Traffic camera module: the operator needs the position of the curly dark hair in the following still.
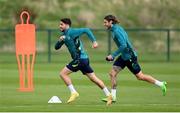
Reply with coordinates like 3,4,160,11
104,15,119,24
60,18,71,26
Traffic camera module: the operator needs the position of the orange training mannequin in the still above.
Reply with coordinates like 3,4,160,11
15,11,36,92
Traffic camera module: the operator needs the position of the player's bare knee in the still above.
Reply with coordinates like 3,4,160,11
112,66,121,74
109,72,115,77
137,76,143,80
59,71,65,78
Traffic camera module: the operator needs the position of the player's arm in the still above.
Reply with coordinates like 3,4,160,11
72,28,98,48
55,41,64,50
106,31,126,61
54,36,65,50
111,32,127,58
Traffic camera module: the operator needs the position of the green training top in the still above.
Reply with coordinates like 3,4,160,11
55,28,96,60
109,24,137,60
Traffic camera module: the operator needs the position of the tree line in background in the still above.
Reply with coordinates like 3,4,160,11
0,0,180,29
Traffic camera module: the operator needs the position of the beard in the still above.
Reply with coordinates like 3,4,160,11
106,26,111,30
60,28,64,32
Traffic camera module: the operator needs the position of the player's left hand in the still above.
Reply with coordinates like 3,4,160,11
59,35,65,41
92,41,98,48
106,55,114,61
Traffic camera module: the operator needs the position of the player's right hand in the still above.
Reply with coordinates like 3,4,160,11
106,55,114,61
92,41,98,48
59,35,65,41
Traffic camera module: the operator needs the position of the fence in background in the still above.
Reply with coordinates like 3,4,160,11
0,28,180,63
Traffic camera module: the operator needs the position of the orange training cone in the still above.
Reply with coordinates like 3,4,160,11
15,11,36,92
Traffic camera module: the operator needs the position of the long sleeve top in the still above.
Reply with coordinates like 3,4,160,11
110,24,137,60
55,28,96,60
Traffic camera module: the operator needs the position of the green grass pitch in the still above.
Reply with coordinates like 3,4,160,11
0,62,180,112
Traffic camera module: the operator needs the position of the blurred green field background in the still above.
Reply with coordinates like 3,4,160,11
1,0,180,112
1,27,180,112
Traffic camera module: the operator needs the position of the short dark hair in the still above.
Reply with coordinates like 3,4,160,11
104,15,119,24
60,18,71,26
